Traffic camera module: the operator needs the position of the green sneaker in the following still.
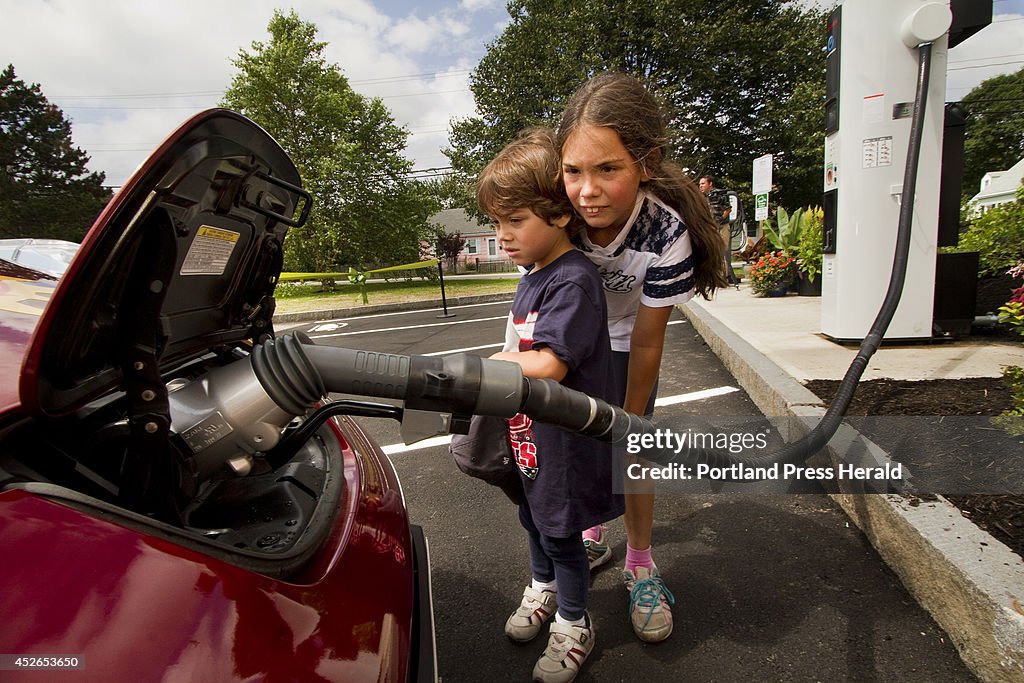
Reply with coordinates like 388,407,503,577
622,565,675,642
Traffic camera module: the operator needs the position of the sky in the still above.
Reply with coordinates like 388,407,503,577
2,0,1023,189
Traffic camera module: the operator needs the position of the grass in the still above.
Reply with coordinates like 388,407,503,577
273,276,520,314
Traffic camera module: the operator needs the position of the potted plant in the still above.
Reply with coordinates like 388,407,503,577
795,206,823,296
748,250,797,297
763,206,804,258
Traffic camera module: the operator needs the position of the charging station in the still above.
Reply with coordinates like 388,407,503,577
821,0,953,341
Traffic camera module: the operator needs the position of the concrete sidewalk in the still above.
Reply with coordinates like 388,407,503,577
683,284,1024,683
691,285,1024,381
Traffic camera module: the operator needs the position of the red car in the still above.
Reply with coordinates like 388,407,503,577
0,110,436,682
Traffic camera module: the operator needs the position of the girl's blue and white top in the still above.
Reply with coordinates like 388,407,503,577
575,189,696,351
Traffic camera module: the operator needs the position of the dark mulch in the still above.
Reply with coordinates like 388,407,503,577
805,376,1024,558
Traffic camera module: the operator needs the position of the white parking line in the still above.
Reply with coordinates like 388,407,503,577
654,385,739,406
422,343,504,356
381,385,740,454
309,299,513,325
382,434,453,455
414,321,684,355
310,315,509,339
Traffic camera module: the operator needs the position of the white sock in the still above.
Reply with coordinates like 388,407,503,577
555,612,587,627
532,577,557,593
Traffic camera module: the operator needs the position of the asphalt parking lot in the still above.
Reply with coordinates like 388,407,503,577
286,301,978,682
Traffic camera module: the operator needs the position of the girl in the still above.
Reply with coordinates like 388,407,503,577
555,72,727,643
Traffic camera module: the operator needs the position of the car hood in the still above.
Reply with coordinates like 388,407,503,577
16,109,309,417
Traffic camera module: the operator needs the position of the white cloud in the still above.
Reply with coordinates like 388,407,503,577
946,14,1024,100
385,14,471,53
460,0,500,11
2,0,495,186
7,0,1016,189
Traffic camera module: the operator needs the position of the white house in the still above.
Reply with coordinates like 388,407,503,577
969,157,1024,215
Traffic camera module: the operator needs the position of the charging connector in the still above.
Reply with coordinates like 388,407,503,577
900,2,952,47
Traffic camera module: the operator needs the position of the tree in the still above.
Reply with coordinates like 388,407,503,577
434,230,467,273
957,183,1024,277
444,0,827,216
0,64,111,241
960,68,1024,199
422,174,470,211
222,11,438,272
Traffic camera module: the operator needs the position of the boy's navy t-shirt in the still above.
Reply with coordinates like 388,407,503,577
504,249,624,538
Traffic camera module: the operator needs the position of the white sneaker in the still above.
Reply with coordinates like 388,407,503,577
532,615,594,683
622,565,675,642
505,586,557,642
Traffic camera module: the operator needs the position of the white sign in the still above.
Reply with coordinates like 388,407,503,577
181,226,239,276
862,93,885,124
755,193,769,221
752,154,773,195
861,136,893,169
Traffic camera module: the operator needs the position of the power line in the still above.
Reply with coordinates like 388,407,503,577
952,97,1024,104
948,53,1024,65
60,88,470,110
79,120,457,150
349,70,471,86
54,90,222,100
947,59,1024,72
51,68,472,100
62,105,211,110
376,88,469,99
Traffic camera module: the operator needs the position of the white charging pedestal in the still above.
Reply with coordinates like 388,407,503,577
821,0,952,341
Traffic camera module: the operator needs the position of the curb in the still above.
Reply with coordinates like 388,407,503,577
681,300,1024,683
273,292,515,324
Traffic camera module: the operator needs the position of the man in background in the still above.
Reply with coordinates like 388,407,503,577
699,175,740,285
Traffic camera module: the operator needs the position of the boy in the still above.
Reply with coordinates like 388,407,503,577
477,128,623,683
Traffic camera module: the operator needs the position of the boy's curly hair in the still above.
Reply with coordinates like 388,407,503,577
476,127,582,235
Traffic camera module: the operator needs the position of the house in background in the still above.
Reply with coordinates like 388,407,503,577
430,208,515,273
969,157,1024,215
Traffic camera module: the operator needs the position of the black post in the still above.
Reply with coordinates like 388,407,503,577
437,259,455,319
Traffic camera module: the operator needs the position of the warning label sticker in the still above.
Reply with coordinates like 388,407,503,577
861,136,893,169
181,226,240,276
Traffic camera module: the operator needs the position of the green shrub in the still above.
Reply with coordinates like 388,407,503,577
797,206,824,283
1000,300,1024,337
995,263,1024,431
993,365,1024,435
953,186,1024,276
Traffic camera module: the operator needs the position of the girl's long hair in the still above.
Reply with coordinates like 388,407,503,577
555,72,727,299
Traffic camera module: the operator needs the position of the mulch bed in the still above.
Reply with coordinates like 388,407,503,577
804,376,1024,558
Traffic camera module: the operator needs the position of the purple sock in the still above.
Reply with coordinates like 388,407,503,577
625,544,653,573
